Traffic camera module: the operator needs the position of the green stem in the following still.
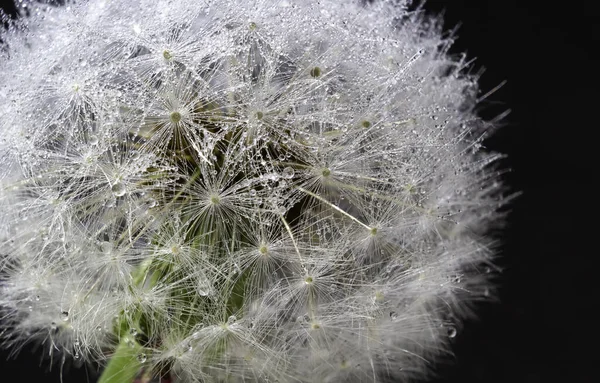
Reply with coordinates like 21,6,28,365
97,337,144,383
98,254,157,383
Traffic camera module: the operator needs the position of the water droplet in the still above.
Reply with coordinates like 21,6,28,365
129,328,137,336
389,311,398,321
197,282,210,296
282,167,294,179
61,311,69,321
89,135,98,145
137,353,147,363
227,315,237,325
111,182,126,197
310,67,321,78
249,189,257,196
447,326,457,338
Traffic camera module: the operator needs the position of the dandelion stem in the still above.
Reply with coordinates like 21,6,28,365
97,336,143,383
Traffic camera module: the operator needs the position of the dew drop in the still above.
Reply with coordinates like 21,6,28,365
89,135,98,145
389,311,398,321
282,167,294,179
227,315,237,325
447,326,457,338
61,311,69,321
129,328,137,336
197,281,210,296
137,353,147,363
111,182,126,197
310,67,321,78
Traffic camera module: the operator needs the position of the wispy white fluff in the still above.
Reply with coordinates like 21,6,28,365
0,0,508,382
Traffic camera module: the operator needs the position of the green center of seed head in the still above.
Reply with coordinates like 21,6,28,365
321,168,331,177
310,66,321,78
305,276,313,284
210,195,220,205
259,245,268,255
163,50,172,60
249,21,257,30
170,111,181,124
255,111,263,120
370,227,378,236
361,120,371,128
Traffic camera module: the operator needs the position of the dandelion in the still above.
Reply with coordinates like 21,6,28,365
0,0,511,382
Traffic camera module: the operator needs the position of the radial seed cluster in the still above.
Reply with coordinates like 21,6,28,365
0,1,506,382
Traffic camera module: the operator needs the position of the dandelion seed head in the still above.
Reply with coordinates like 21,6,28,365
0,0,510,381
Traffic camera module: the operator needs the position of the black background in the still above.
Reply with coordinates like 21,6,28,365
0,0,595,382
